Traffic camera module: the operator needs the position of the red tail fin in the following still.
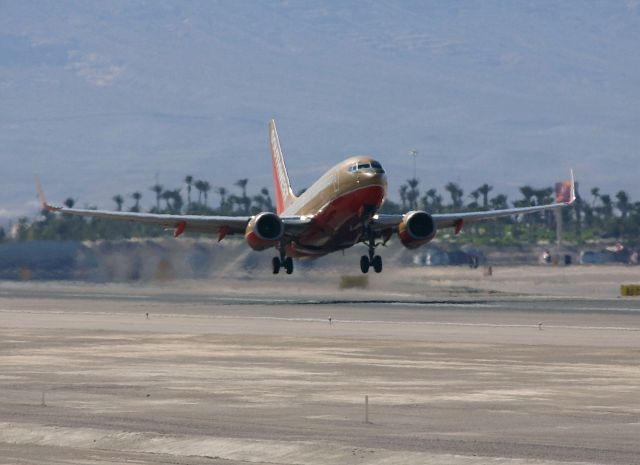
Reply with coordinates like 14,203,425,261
269,120,297,214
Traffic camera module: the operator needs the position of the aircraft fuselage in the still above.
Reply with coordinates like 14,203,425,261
283,156,387,257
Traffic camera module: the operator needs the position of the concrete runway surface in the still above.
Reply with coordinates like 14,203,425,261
0,267,639,464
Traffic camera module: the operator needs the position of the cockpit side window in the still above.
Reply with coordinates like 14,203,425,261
348,163,357,172
357,163,371,169
371,160,385,173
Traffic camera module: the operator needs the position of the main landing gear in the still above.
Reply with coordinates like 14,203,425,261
360,226,383,274
272,241,293,275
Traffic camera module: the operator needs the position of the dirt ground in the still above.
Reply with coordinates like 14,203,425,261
0,266,639,464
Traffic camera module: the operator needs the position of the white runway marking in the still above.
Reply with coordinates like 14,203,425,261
1,308,638,332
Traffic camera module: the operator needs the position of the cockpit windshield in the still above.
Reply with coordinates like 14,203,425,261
348,160,385,174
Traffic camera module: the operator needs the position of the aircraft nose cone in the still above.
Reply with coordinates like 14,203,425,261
375,172,388,186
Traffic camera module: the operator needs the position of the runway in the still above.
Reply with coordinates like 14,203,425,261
0,276,639,464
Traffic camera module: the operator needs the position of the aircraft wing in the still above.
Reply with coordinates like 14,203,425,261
37,184,311,238
371,171,575,233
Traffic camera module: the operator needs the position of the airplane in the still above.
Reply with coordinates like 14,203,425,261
38,119,575,275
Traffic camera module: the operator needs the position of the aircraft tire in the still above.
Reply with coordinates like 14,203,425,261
372,255,383,273
272,257,281,274
360,255,370,274
284,256,294,274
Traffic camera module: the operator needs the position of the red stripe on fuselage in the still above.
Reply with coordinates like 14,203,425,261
292,184,385,257
271,159,285,215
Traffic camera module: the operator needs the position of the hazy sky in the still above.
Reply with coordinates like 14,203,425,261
1,1,639,221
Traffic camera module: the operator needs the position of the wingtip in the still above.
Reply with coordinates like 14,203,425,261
35,176,60,212
568,169,576,205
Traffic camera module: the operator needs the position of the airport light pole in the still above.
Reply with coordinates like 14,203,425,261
409,150,418,180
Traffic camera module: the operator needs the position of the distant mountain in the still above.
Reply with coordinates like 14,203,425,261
1,1,639,221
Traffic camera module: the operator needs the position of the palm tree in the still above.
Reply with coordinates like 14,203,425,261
477,184,493,209
616,190,630,220
184,175,193,209
468,189,480,209
420,188,437,211
600,194,613,220
590,187,600,208
201,181,211,206
517,186,537,242
426,189,442,212
406,178,420,210
399,184,408,211
490,194,509,237
444,182,464,210
519,185,535,206
615,190,630,239
131,192,142,212
194,180,205,205
161,190,173,211
112,195,124,211
227,194,239,212
534,187,553,205
150,184,163,211
261,187,273,212
170,189,183,213
215,186,228,210
490,194,508,210
252,194,265,213
531,187,553,225
234,179,250,214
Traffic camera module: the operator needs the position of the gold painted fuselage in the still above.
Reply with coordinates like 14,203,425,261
283,156,387,257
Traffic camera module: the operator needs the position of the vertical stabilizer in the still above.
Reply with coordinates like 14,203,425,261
269,119,297,214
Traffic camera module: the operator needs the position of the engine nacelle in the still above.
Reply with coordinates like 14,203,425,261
245,212,284,251
398,211,437,249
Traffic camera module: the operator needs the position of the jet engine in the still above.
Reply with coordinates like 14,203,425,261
398,211,437,249
245,212,284,251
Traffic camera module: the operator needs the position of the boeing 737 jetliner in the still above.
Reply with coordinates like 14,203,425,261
38,120,575,275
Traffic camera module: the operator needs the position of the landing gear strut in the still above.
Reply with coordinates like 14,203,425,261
360,226,383,274
272,241,294,275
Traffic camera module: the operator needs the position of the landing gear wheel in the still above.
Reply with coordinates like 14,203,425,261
272,257,281,274
372,255,383,273
360,255,370,274
284,256,294,274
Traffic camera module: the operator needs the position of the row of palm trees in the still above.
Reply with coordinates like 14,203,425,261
90,173,640,240
389,177,640,242
12,172,639,244
397,180,497,212
108,176,273,216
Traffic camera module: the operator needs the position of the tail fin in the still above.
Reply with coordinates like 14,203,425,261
269,119,297,214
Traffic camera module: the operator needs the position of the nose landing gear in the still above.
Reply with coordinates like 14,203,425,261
360,226,383,274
